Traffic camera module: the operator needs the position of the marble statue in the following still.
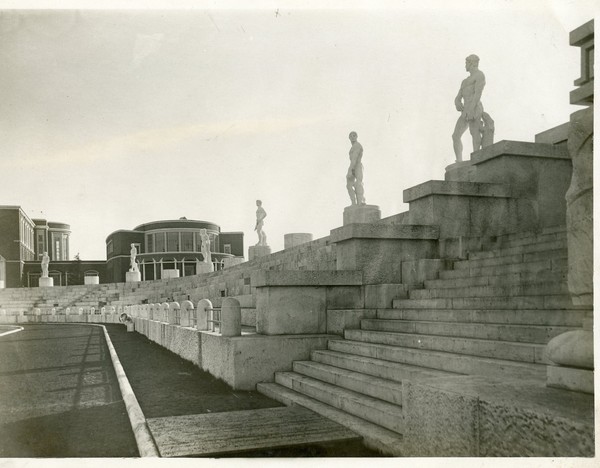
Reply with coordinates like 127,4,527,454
41,251,49,278
254,200,267,246
346,131,365,205
199,229,212,263
452,54,494,161
129,243,139,272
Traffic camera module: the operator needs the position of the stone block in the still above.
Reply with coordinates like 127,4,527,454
249,245,271,260
547,365,594,394
255,286,326,335
39,277,53,287
343,204,381,225
126,271,141,283
284,233,313,249
402,259,449,285
364,284,407,308
325,286,363,309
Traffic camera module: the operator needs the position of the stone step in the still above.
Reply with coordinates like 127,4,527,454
344,329,546,364
376,308,586,326
328,339,546,380
453,248,567,270
360,319,574,344
468,239,566,260
426,269,566,289
275,371,404,434
256,382,404,456
392,295,574,310
292,361,403,405
311,349,459,383
439,258,567,280
409,281,569,300
494,228,566,247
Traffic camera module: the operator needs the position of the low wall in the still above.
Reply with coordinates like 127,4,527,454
132,316,336,390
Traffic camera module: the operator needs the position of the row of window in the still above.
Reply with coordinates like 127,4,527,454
145,231,219,254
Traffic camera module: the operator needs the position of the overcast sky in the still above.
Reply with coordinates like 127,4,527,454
0,1,596,260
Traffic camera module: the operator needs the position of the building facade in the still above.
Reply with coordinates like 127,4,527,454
0,206,72,288
105,218,244,283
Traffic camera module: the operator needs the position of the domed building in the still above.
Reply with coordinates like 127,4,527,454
105,218,243,283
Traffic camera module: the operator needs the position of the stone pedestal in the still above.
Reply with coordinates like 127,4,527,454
126,322,135,332
39,277,54,287
162,269,180,279
84,275,99,285
444,160,476,182
249,245,271,260
126,271,141,283
196,262,214,274
284,233,313,249
343,204,381,225
0,280,4,289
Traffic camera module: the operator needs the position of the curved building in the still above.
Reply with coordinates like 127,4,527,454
106,218,243,282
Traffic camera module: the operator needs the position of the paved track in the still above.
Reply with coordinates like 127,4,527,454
0,324,138,457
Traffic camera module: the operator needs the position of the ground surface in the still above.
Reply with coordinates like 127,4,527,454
0,323,379,457
0,324,138,457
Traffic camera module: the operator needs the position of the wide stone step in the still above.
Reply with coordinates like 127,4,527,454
344,329,547,363
311,349,459,383
293,361,403,405
328,339,547,380
256,382,404,456
468,239,566,260
453,248,567,270
438,257,567,280
376,308,586,326
360,319,574,344
409,281,569,300
494,228,566,248
275,371,404,434
392,295,574,310
426,269,566,289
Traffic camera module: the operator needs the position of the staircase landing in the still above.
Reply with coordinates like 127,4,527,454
146,406,361,457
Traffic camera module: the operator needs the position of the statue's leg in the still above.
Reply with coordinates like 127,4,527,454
469,119,482,153
346,174,357,205
452,117,468,162
354,164,365,204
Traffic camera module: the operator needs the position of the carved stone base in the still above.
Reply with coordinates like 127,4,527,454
84,276,99,285
126,271,141,282
249,245,271,260
196,262,214,274
39,277,54,287
343,204,381,225
547,365,594,394
162,269,180,279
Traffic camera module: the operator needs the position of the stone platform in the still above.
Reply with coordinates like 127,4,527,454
146,406,360,457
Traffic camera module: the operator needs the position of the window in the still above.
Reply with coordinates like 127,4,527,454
224,244,232,254
107,240,113,255
146,234,154,253
155,233,166,252
167,232,179,252
181,232,193,252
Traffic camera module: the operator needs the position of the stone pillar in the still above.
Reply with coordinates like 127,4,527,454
39,277,54,287
126,271,141,282
284,233,313,249
248,245,271,260
196,299,212,331
343,204,381,225
546,20,594,394
221,298,242,337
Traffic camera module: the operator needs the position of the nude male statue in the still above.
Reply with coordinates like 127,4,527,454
254,200,267,246
346,131,365,205
130,243,139,272
452,54,492,162
199,229,212,264
41,251,49,278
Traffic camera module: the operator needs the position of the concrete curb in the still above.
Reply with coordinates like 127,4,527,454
0,325,24,337
25,322,160,457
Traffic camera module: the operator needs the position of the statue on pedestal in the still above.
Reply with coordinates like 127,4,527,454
129,244,139,272
41,252,49,278
255,200,267,246
346,131,365,205
452,54,494,162
199,229,212,264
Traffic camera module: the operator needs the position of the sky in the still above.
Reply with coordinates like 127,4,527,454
0,0,597,261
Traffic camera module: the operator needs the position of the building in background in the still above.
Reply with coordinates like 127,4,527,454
105,218,244,283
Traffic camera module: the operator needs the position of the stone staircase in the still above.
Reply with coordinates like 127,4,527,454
257,226,588,455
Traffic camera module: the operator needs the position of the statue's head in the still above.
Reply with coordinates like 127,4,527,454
349,131,358,142
256,200,262,206
131,243,135,248
465,54,480,70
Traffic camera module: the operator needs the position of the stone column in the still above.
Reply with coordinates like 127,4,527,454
546,20,594,394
